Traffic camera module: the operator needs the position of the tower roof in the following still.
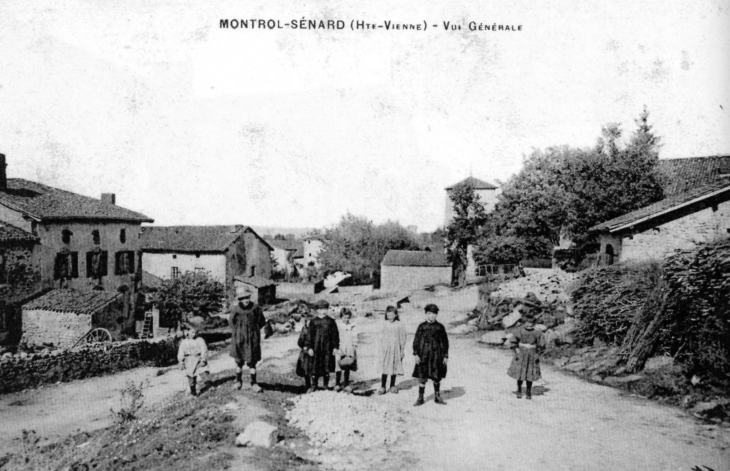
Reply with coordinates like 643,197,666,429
445,176,498,191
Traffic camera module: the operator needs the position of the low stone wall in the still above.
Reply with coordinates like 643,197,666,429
0,338,179,395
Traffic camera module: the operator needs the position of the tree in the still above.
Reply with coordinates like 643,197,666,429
270,251,286,280
145,270,225,327
317,214,421,284
476,108,664,262
446,183,488,287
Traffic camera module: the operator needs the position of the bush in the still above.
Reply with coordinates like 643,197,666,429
112,380,148,424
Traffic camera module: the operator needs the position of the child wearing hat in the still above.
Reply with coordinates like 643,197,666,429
334,308,357,392
378,305,408,394
412,303,449,406
177,325,211,396
305,299,340,391
507,314,545,399
296,308,314,391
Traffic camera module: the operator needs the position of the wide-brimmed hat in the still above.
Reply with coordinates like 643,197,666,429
236,292,252,300
424,304,439,314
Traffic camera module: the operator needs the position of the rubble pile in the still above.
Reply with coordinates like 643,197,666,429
489,270,578,305
286,391,405,449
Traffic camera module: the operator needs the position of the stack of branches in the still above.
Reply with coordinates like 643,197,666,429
622,240,730,382
571,261,663,346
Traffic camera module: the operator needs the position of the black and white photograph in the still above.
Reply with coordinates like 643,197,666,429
0,0,729,469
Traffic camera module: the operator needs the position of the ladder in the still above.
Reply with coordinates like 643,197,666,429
140,312,154,339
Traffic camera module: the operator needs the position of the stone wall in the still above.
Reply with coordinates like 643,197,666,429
380,265,452,292
0,338,178,395
22,309,92,348
619,199,730,262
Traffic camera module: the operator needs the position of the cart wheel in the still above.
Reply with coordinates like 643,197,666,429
86,328,113,344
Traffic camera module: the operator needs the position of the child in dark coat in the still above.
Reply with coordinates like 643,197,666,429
305,300,340,391
296,310,314,391
507,315,545,399
412,304,449,406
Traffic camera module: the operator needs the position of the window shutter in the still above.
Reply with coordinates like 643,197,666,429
71,252,79,278
54,254,63,280
100,251,108,276
128,251,135,274
115,252,122,275
86,252,94,278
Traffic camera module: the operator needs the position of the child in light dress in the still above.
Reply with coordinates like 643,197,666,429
378,305,408,394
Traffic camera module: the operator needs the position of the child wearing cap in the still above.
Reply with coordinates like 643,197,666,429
177,325,211,396
305,300,340,391
412,303,449,406
230,291,268,393
377,305,408,395
334,307,357,392
507,314,545,399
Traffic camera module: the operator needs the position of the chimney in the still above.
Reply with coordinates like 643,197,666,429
0,153,6,190
101,193,116,205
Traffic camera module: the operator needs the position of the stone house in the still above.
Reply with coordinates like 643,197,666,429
21,289,128,348
266,238,302,279
380,250,452,292
444,176,500,227
303,236,324,269
591,179,730,264
0,154,153,343
140,225,273,306
233,275,276,305
590,155,730,264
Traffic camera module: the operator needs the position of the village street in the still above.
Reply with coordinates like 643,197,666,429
1,300,728,470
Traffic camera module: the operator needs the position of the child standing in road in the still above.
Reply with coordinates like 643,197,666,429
412,304,449,406
296,310,314,392
507,315,545,399
378,305,408,395
335,308,358,392
306,300,340,391
177,326,211,397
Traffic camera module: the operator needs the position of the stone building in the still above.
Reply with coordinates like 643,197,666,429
266,238,302,279
302,236,324,269
233,275,276,305
444,176,500,227
591,155,730,264
0,154,153,344
140,225,273,305
380,250,452,292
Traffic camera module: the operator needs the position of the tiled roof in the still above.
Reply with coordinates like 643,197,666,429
267,239,303,252
590,178,730,233
658,155,730,196
22,289,121,314
234,275,275,288
381,250,451,267
141,225,245,253
0,222,38,243
0,179,153,223
446,176,498,191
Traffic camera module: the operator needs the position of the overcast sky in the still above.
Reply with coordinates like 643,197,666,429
1,0,729,232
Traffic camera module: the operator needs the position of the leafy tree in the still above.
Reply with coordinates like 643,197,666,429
273,233,286,240
476,108,664,262
446,183,488,286
145,271,225,327
318,214,421,284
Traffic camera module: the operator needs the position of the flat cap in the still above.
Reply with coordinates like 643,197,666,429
424,303,439,313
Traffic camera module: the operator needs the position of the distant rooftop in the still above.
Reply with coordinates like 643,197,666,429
381,250,450,267
141,225,273,253
445,176,498,191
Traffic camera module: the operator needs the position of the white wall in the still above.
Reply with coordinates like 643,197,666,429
143,252,226,281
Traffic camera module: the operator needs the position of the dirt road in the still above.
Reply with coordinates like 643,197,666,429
1,301,728,470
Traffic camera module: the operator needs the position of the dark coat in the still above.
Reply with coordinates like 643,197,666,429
229,301,266,367
306,316,340,376
412,320,449,381
507,327,545,382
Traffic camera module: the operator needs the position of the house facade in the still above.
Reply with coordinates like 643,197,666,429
303,236,324,268
267,238,302,279
140,225,273,306
380,250,452,292
591,179,730,264
444,176,500,227
0,154,153,344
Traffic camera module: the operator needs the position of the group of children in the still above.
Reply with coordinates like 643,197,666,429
178,296,546,404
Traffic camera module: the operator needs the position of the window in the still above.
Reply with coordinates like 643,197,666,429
250,265,256,277
171,267,180,280
119,229,126,243
115,251,135,275
172,254,177,259
54,252,79,279
86,250,108,278
92,230,100,245
61,229,72,244
195,253,200,258
0,253,6,284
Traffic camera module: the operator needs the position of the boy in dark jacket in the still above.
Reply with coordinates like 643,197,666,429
230,292,268,392
412,303,449,406
305,300,340,391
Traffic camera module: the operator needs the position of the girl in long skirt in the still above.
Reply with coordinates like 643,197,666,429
378,305,408,394
507,315,545,399
335,308,358,392
296,311,314,392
